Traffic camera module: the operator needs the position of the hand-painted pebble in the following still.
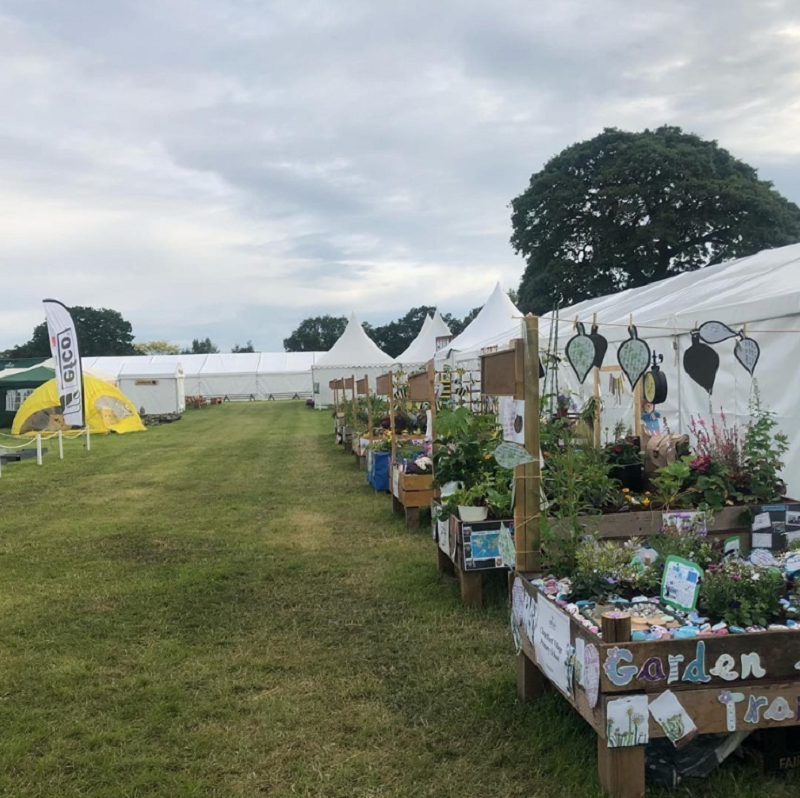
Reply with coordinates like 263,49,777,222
787,620,798,628
712,628,729,635
674,627,699,639
589,625,599,634
661,615,674,623
768,624,788,631
711,622,727,632
729,626,746,634
576,600,593,608
699,623,711,632
631,631,648,641
631,596,650,604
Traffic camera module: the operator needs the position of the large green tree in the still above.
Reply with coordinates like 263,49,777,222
181,338,219,354
512,126,800,313
3,306,136,358
134,340,180,355
283,315,348,352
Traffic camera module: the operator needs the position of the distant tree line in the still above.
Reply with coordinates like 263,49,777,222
282,305,483,358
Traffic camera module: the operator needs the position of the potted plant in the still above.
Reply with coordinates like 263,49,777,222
449,483,490,522
605,434,644,492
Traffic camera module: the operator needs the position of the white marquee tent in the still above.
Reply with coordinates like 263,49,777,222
435,283,522,374
117,361,185,415
312,313,394,407
541,242,800,497
83,352,322,401
396,311,452,369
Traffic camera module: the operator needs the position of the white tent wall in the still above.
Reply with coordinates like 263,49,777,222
83,353,322,401
538,243,800,497
117,362,185,415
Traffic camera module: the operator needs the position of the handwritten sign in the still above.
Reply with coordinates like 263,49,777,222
534,598,571,695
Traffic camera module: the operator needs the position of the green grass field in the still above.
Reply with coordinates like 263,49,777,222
0,402,797,797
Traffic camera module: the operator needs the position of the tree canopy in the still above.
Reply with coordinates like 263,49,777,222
181,338,219,354
2,306,136,358
231,341,255,353
134,340,180,355
283,315,348,352
283,306,482,358
512,126,800,314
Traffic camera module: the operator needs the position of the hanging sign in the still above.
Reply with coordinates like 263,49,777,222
534,598,572,695
494,441,536,469
643,352,668,405
565,322,596,384
683,331,719,394
617,325,650,388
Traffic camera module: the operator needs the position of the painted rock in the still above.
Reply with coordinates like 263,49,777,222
589,626,599,635
768,624,789,631
712,628,729,635
711,622,728,632
631,631,648,641
788,620,798,628
729,626,746,635
674,627,699,639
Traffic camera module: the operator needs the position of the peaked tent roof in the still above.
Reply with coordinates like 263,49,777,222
314,313,393,367
438,283,522,357
397,312,453,364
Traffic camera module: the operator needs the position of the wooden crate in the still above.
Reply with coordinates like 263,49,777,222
514,574,800,797
391,468,436,530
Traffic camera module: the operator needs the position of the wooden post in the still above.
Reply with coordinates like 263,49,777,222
514,315,540,575
597,611,645,798
593,366,602,448
517,650,548,703
365,375,373,437
389,371,396,462
633,379,643,442
351,373,358,432
458,566,482,608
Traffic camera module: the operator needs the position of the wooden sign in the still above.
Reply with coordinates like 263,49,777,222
374,373,392,396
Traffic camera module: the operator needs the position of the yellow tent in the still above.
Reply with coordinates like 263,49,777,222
12,375,146,435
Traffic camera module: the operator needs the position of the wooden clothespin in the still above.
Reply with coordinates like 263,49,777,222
573,315,579,331
742,322,748,338
592,312,597,328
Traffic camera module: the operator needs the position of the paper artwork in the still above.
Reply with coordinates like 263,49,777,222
534,597,572,695
648,690,697,748
661,555,703,612
584,644,600,708
606,696,649,748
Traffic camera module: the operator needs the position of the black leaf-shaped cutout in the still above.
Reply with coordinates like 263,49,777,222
589,324,608,369
683,332,719,394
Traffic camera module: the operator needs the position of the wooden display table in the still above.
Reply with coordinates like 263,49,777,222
514,573,800,798
433,507,514,607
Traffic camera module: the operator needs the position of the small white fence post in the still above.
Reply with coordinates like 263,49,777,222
36,434,43,466
85,427,91,452
58,430,64,460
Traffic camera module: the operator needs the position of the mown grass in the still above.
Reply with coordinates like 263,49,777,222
0,403,797,797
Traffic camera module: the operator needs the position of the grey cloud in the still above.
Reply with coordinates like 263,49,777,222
1,0,799,351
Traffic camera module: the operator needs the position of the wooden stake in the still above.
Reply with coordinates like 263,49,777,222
365,374,373,436
388,371,396,462
515,315,540,574
351,372,358,430
593,366,601,448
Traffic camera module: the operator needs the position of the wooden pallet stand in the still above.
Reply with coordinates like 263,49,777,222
514,573,800,798
433,506,514,607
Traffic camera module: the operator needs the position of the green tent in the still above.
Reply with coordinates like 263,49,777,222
0,366,56,428
0,357,47,372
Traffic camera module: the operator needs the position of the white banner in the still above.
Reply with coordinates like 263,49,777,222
43,299,85,427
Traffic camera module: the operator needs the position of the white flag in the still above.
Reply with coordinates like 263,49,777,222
43,299,85,427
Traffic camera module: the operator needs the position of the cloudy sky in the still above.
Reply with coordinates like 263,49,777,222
1,0,799,351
